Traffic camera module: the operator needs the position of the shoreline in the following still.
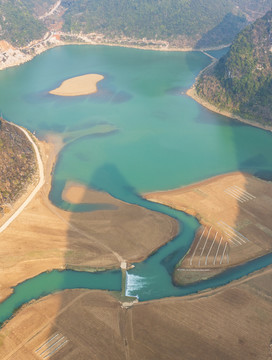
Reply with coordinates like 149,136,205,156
8,35,270,134
2,229,272,330
187,83,272,133
145,171,272,286
143,170,247,198
0,33,230,72
138,261,272,306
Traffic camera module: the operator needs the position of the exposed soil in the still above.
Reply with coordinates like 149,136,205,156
2,265,272,359
145,172,272,284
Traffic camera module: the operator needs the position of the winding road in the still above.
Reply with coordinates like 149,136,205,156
0,122,44,234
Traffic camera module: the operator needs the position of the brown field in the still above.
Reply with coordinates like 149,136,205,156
1,264,272,360
0,138,177,301
49,74,104,96
145,172,272,284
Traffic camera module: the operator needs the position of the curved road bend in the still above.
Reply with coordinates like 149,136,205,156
0,122,45,234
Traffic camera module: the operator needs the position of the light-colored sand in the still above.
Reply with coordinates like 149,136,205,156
2,264,272,360
49,74,104,96
0,40,14,51
145,172,272,284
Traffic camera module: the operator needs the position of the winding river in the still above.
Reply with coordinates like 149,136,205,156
1,45,272,324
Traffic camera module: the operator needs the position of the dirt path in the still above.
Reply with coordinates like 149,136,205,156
39,0,61,20
1,291,88,360
0,122,44,234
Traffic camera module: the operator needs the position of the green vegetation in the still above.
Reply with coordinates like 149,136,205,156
61,0,272,47
196,10,272,124
195,13,247,48
0,0,272,48
0,0,55,46
62,0,238,47
0,119,36,209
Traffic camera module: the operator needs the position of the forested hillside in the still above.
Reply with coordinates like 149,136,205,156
62,0,235,46
0,0,55,46
196,10,272,125
0,0,271,48
62,0,272,48
0,119,36,211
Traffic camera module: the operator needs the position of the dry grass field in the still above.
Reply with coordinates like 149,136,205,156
1,264,272,360
145,172,272,284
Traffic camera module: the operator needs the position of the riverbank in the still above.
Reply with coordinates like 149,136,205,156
2,262,272,359
145,171,272,285
187,85,272,133
0,31,230,72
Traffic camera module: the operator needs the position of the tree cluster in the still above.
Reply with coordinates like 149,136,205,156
196,10,272,124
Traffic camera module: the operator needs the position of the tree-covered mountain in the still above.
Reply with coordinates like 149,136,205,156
0,0,271,48
0,0,55,46
196,10,272,125
61,0,272,48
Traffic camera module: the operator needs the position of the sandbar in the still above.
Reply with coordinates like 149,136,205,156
49,74,104,96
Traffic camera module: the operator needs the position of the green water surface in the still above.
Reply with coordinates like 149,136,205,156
0,45,272,323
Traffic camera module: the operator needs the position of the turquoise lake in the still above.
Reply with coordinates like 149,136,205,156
1,45,272,324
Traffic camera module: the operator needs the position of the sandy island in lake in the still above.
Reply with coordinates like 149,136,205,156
49,74,104,96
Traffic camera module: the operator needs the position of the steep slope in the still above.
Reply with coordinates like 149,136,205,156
196,10,272,125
